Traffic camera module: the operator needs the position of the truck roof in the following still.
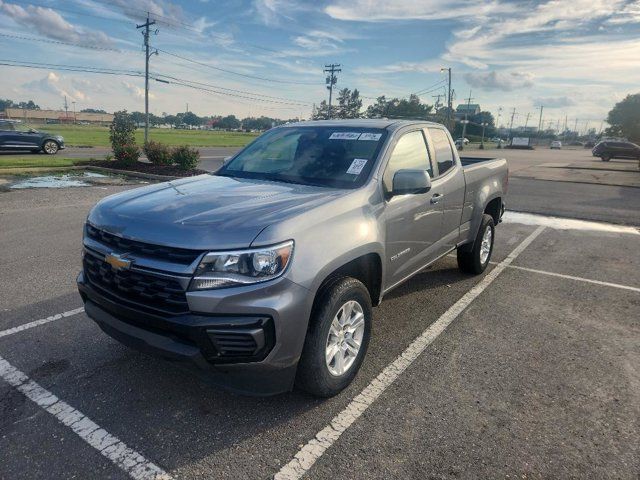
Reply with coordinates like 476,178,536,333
283,118,445,131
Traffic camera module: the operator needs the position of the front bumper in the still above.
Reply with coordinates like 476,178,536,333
78,271,312,395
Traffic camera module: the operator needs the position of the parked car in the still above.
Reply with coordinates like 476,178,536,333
78,119,508,397
550,141,562,149
0,120,65,154
455,137,470,147
592,140,640,161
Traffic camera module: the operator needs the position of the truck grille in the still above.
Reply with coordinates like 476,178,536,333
83,253,189,315
85,224,202,265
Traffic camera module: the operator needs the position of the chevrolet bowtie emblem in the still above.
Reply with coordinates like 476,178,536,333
104,253,132,271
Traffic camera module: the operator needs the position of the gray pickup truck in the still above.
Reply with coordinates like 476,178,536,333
78,119,507,396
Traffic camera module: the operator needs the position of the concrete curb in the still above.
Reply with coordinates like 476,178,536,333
84,166,180,181
511,174,640,190
0,164,185,181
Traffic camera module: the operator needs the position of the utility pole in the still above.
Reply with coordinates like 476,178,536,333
508,108,516,140
63,95,69,122
524,112,531,129
537,105,544,144
459,90,473,150
72,101,76,124
137,13,157,144
324,64,341,119
440,67,452,131
574,118,578,137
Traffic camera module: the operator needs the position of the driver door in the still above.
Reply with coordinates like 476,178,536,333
383,130,444,288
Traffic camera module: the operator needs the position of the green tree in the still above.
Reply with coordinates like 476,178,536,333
365,94,432,120
606,94,640,141
109,111,139,164
182,111,201,126
311,101,330,120
335,88,362,119
218,115,241,130
81,108,107,114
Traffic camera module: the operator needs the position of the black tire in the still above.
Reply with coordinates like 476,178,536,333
601,155,611,162
457,214,495,274
43,140,59,155
296,277,372,397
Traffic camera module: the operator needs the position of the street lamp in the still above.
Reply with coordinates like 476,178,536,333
480,122,488,149
459,119,469,150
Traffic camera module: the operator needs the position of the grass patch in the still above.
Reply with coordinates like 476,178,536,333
0,156,92,169
35,124,259,147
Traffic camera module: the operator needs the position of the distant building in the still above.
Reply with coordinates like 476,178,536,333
3,108,114,125
455,103,481,119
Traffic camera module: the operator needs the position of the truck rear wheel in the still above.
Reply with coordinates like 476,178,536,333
296,277,372,397
457,214,495,274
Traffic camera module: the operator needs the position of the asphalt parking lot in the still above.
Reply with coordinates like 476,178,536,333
1,162,639,479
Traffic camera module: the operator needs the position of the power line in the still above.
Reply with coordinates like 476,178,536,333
413,78,447,96
156,77,312,106
0,59,144,77
152,73,312,105
153,47,318,85
0,32,123,52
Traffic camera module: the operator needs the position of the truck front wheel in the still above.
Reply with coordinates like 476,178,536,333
457,214,495,274
296,277,372,397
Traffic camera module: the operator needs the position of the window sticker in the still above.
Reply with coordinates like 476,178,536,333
329,132,361,140
346,158,368,175
358,133,382,141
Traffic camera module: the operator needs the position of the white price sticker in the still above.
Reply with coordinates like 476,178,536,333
329,132,361,140
358,133,382,141
346,158,368,175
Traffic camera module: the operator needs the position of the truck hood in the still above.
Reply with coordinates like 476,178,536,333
88,174,347,250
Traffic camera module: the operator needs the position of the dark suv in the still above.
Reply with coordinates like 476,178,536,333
592,140,640,162
0,120,65,154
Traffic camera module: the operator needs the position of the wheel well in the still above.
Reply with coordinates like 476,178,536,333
314,254,382,309
484,197,502,224
42,139,60,147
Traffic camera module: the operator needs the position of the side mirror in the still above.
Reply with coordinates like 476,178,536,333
392,169,431,196
222,156,232,165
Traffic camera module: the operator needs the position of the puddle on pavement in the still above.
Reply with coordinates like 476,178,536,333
1,171,150,190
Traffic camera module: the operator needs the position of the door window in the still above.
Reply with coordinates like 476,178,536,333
428,128,455,176
383,130,432,191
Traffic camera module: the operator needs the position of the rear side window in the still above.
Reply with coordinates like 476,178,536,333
428,128,455,176
383,130,432,191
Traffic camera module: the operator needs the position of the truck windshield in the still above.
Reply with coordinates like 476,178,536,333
217,126,388,188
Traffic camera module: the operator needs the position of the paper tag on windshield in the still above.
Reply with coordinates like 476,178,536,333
346,158,368,175
358,133,382,141
329,132,361,140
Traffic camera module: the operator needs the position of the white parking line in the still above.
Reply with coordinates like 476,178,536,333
274,225,547,480
505,264,640,293
0,307,85,339
0,355,171,480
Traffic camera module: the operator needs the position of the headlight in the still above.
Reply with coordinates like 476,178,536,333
190,240,294,290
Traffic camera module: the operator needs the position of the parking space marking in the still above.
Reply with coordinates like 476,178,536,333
0,307,85,339
275,225,546,480
0,355,171,480
505,264,640,293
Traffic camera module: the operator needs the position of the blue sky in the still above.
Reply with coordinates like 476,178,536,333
1,0,639,130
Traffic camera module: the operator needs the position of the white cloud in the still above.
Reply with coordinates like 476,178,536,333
0,0,112,45
464,71,534,91
531,96,576,108
325,0,513,22
22,72,90,102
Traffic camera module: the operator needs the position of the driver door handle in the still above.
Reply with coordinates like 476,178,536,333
430,193,443,204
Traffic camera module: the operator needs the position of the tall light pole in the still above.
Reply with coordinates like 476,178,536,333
480,121,488,149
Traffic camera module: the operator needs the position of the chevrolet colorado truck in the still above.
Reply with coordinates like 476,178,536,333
78,119,508,397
